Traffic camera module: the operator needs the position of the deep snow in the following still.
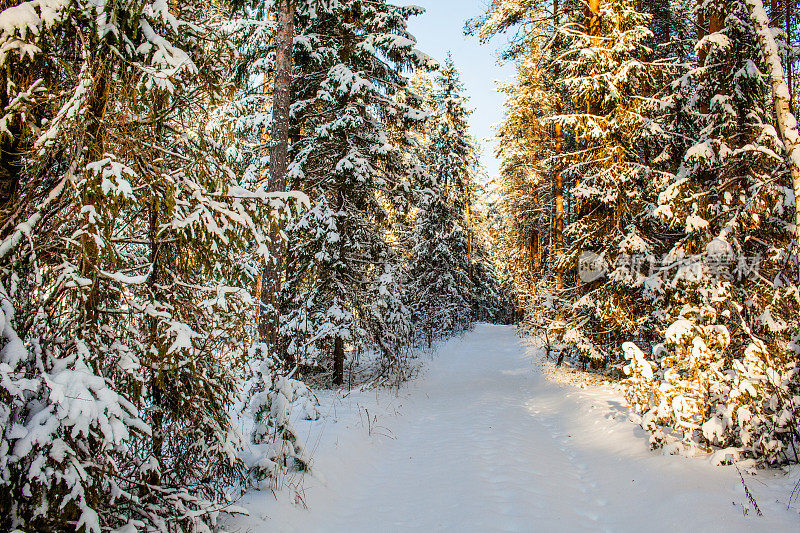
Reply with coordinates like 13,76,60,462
224,324,800,532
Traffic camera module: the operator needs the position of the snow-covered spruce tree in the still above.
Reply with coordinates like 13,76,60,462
549,0,674,364
625,0,800,463
279,1,436,383
407,56,479,344
0,0,301,529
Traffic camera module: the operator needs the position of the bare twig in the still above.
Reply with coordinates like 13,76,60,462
736,466,763,517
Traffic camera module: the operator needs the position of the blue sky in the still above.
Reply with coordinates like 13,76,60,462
400,1,515,180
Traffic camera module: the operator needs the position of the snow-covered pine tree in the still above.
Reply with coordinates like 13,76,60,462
0,0,302,529
468,0,563,326
626,0,800,463
474,0,675,357
407,56,480,343
548,0,674,364
475,0,800,464
493,33,562,330
279,1,437,383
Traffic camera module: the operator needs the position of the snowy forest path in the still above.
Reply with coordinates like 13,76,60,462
228,324,798,532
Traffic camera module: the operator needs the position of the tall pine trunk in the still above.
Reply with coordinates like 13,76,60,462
259,0,294,352
587,0,601,45
698,0,708,116
554,123,564,312
553,0,563,302
466,197,473,281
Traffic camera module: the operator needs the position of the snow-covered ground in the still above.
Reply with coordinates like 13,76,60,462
223,324,800,532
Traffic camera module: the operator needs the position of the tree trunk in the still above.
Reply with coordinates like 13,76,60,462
746,0,800,236
697,0,708,67
584,0,601,120
587,0,601,43
553,0,563,300
787,0,794,110
80,63,111,331
698,3,725,114
466,197,473,281
333,336,345,386
554,123,564,297
0,1,29,214
0,86,22,211
710,5,724,33
554,119,565,365
259,0,294,352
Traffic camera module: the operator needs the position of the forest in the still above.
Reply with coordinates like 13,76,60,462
0,0,798,531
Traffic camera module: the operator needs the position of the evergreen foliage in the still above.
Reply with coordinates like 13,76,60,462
551,0,674,360
0,0,304,529
628,0,800,463
279,0,437,375
475,0,800,464
5,0,799,526
407,57,479,342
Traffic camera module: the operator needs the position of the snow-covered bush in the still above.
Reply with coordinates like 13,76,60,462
625,314,799,464
630,312,733,451
725,342,799,463
621,342,657,414
0,293,150,532
246,343,317,483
